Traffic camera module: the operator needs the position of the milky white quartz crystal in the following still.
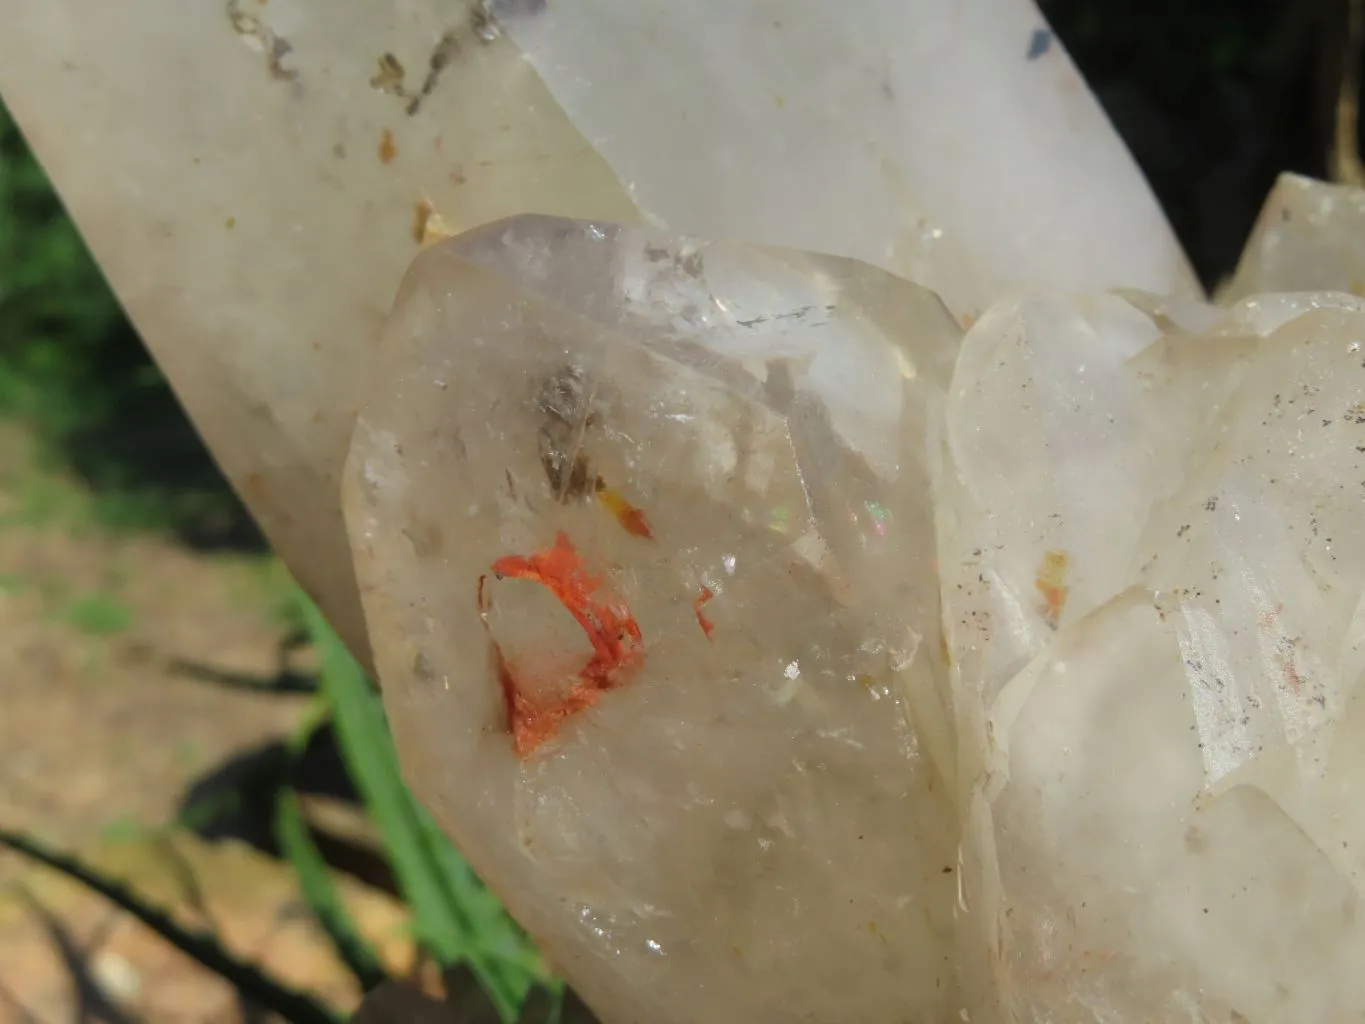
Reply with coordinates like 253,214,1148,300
0,0,1195,666
347,214,1365,1023
942,289,1365,1022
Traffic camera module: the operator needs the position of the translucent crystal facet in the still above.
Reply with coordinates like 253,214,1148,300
942,289,1365,1022
344,217,965,1023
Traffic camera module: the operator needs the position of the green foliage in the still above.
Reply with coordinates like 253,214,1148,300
0,106,126,431
296,595,551,1021
277,700,391,994
62,591,133,635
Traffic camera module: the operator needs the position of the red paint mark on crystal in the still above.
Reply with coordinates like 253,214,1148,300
478,531,643,757
595,481,654,539
490,531,642,676
693,585,715,640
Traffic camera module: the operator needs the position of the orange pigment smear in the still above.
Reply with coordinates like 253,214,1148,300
595,484,654,539
479,531,643,757
693,585,715,640
1034,549,1070,628
378,128,397,164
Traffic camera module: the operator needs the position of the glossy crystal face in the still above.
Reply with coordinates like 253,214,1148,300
346,216,964,1023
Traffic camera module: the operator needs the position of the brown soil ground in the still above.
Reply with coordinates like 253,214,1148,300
0,425,404,1021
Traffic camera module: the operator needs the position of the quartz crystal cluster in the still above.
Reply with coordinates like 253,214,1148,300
5,1,1365,1019
944,289,1365,1022
345,214,1365,1023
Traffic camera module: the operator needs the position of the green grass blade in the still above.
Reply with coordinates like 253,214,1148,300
276,700,390,994
0,828,339,1024
300,599,455,958
299,595,525,1021
276,789,390,993
407,795,543,991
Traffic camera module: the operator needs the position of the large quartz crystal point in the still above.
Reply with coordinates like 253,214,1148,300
344,215,964,1023
940,289,1365,1022
1224,173,1365,301
496,0,1201,311
0,0,1197,666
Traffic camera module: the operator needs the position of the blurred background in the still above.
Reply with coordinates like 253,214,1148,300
0,0,1357,1020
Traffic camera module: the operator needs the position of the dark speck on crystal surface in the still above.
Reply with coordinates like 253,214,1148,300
537,365,597,503
1026,28,1052,61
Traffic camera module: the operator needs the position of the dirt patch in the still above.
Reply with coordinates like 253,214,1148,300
0,424,363,1018
0,831,418,1022
0,428,307,865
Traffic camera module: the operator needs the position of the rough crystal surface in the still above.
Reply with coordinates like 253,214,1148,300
345,217,965,1023
348,214,1365,1023
942,289,1365,1022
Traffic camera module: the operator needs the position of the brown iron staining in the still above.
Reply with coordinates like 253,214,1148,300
537,365,598,503
370,31,459,116
411,198,454,246
643,243,705,280
408,32,459,115
594,481,653,539
370,52,407,94
535,366,654,539
1034,549,1070,628
226,0,298,82
378,128,398,164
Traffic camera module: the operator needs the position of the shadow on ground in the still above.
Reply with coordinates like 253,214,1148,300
176,722,398,899
55,319,268,555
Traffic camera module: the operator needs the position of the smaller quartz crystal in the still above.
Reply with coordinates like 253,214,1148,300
1224,173,1365,299
941,287,1365,1022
